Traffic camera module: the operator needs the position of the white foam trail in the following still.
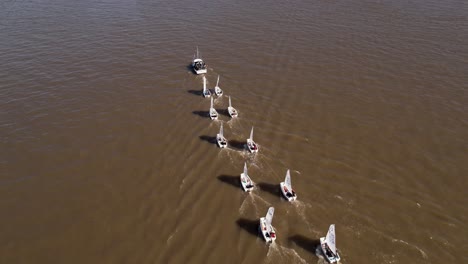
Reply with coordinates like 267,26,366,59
370,228,429,260
219,148,244,163
238,196,250,214
179,178,186,190
315,246,328,264
166,228,178,245
392,238,428,259
266,243,307,264
265,243,281,263
248,192,270,215
293,200,312,230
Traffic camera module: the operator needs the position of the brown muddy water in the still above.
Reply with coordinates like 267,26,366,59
1,0,467,263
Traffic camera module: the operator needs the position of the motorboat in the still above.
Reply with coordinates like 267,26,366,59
192,47,207,74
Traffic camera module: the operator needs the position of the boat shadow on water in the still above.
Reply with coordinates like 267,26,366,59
217,175,240,189
289,235,320,254
199,135,217,145
236,218,260,237
228,140,246,150
257,182,280,197
192,110,210,118
216,108,231,117
188,90,203,96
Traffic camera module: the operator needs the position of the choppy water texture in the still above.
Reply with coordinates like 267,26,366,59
1,0,467,263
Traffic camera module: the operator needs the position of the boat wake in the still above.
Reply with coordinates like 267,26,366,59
314,246,328,263
392,238,428,260
251,193,270,214
238,196,251,215
367,228,428,261
166,228,178,245
292,200,313,230
238,191,270,216
266,243,308,264
217,148,244,163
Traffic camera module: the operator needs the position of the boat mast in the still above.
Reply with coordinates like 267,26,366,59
203,76,207,93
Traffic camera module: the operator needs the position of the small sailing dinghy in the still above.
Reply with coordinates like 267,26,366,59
192,47,207,75
240,162,254,192
320,224,341,263
228,96,238,118
209,97,218,120
214,75,223,97
259,207,277,243
280,169,297,201
216,122,228,148
246,126,258,153
202,76,211,98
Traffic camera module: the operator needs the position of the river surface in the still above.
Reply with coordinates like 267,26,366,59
1,0,467,263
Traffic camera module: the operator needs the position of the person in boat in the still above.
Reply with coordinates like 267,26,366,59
324,244,334,258
284,185,296,198
269,226,276,237
249,142,257,150
246,178,253,188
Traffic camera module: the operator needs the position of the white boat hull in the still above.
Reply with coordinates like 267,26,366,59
246,139,258,153
210,108,218,120
203,90,211,98
240,173,254,192
228,106,238,118
194,68,207,74
192,58,207,75
280,182,297,201
320,237,341,263
215,87,223,97
216,134,227,148
259,217,276,242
